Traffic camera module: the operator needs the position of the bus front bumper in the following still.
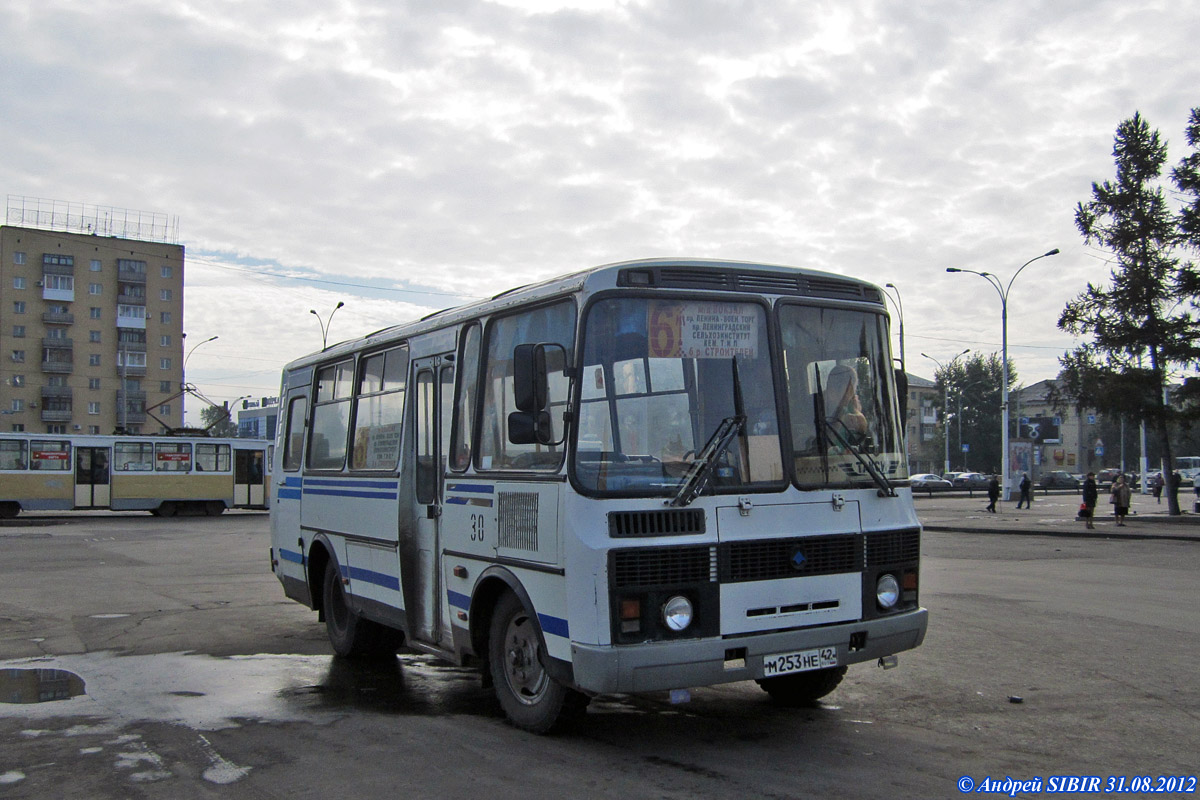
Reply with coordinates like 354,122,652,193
568,607,927,694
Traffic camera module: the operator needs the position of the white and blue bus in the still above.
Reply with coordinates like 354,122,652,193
269,259,927,732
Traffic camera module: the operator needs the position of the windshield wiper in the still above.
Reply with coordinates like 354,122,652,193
821,418,897,497
669,415,746,507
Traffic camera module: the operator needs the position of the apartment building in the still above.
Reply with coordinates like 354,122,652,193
0,224,184,434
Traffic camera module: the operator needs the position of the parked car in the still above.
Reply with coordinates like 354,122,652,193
1040,470,1080,489
942,472,966,484
951,472,991,489
910,473,953,491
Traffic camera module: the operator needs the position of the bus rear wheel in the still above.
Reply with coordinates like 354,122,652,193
756,666,847,707
321,560,400,658
487,592,588,733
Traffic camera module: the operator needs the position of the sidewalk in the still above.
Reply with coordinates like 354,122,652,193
915,489,1200,542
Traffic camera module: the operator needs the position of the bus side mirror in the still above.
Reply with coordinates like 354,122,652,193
512,343,548,413
508,343,567,446
894,368,908,423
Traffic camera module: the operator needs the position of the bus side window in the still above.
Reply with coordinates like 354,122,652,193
450,324,480,471
282,396,307,472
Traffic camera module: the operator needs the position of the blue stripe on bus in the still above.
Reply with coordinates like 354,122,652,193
538,614,569,639
279,548,305,565
347,565,401,592
284,476,303,487
304,478,399,489
445,483,494,493
448,590,471,611
302,488,398,500
277,488,302,500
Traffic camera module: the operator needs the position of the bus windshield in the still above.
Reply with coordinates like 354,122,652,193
779,303,907,488
573,297,784,496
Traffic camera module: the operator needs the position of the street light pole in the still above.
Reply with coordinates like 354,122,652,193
310,302,345,350
183,335,218,390
883,283,905,370
922,349,969,474
947,248,1059,501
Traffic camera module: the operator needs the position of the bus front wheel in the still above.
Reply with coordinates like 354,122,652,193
487,592,587,733
756,666,847,707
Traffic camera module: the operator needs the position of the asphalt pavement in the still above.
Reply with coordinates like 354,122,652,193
915,486,1200,541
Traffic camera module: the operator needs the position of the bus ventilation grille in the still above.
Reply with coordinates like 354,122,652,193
612,546,716,588
608,509,706,538
621,266,879,303
719,535,860,583
498,492,539,551
864,529,920,565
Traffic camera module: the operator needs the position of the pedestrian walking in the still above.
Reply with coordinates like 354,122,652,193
1016,473,1032,509
1080,472,1098,529
1152,472,1163,503
1111,474,1132,526
986,474,1000,513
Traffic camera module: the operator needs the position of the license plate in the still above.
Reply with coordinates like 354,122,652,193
762,647,839,677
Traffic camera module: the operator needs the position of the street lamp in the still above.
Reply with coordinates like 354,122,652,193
883,283,905,370
311,302,345,350
183,335,218,390
922,350,969,474
947,248,1059,500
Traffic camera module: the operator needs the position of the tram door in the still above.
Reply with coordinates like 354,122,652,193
75,447,111,508
235,449,267,507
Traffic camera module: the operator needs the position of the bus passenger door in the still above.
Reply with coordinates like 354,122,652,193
412,357,455,647
74,447,111,508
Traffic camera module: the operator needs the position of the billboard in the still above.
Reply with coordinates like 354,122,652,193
1019,416,1061,443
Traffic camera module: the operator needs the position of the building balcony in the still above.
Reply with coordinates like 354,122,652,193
118,365,147,377
41,311,74,325
41,361,73,374
118,268,147,284
117,293,147,306
41,337,73,350
40,408,72,423
42,263,75,276
41,386,73,401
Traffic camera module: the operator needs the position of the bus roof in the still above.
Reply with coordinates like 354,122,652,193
283,258,885,372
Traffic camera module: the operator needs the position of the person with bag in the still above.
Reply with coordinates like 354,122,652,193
1080,472,1098,529
1111,474,1132,526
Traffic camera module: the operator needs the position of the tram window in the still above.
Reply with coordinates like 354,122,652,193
30,440,70,471
156,442,192,472
282,397,307,472
0,440,27,470
115,441,154,471
196,443,231,472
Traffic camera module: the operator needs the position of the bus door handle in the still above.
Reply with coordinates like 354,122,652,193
426,504,441,519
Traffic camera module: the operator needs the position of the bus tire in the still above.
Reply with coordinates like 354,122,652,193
487,591,588,733
205,501,225,516
321,560,400,658
156,502,177,518
0,502,19,519
756,666,847,707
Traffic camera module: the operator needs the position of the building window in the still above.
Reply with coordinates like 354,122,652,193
161,265,173,278
118,352,147,369
12,326,24,338
160,311,171,324
159,335,170,347
42,254,73,267
90,259,102,271
161,404,171,416
89,283,102,295
47,376,66,387
13,252,26,265
160,289,172,301
44,275,74,291
89,354,101,366
11,399,23,412
13,277,25,290
46,425,67,434
88,402,100,415
12,424,24,432
117,304,146,320
11,350,24,363
11,375,24,387
159,380,171,393
90,307,101,319
13,301,25,314
117,259,146,274
46,327,67,340
89,330,101,343
160,358,172,370
89,378,101,390
88,425,100,434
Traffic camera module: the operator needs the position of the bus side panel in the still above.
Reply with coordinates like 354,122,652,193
1,473,73,510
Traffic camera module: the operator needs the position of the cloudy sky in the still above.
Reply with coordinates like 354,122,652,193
2,0,1198,424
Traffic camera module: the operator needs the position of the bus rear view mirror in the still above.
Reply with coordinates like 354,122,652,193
513,343,549,412
508,409,553,445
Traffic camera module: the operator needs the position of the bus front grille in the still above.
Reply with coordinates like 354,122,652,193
719,535,860,583
611,546,716,588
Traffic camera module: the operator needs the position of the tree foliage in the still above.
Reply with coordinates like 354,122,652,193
1058,110,1200,514
931,352,1015,474
200,403,238,437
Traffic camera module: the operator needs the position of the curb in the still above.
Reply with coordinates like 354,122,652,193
921,523,1200,543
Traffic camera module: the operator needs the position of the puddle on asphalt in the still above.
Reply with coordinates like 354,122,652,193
1,668,86,704
0,651,493,730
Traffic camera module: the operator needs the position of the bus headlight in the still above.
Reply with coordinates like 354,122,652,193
662,595,693,632
876,574,900,609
